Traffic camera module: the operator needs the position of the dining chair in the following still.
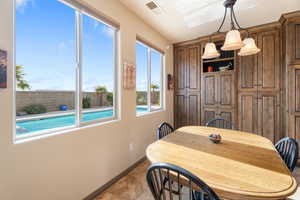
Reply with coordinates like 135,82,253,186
146,162,220,200
275,137,299,172
157,122,174,140
205,118,235,130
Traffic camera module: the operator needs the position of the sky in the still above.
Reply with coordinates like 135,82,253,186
16,0,161,92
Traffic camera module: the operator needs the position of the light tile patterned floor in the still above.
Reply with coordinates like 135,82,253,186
95,161,300,200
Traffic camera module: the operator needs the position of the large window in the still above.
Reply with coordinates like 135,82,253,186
15,0,118,140
136,41,164,115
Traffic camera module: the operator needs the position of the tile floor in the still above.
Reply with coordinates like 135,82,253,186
94,160,300,200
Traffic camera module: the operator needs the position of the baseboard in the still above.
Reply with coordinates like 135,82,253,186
83,156,147,200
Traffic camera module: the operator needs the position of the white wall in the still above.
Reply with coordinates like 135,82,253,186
0,0,173,199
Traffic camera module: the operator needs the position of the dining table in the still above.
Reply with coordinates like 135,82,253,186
146,126,298,200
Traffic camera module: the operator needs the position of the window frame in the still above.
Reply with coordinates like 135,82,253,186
13,0,119,142
136,40,164,116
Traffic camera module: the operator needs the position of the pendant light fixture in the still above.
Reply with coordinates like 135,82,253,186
202,0,260,59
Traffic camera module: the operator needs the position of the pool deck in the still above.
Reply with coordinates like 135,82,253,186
16,106,113,122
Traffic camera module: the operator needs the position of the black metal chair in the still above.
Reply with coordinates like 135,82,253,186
157,122,174,140
205,118,235,130
275,137,299,172
146,162,220,200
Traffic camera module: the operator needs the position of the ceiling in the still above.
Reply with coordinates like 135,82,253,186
119,0,300,43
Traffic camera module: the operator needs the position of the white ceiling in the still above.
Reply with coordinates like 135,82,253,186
119,0,300,43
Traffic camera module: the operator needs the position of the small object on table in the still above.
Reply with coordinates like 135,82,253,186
209,134,222,144
208,66,214,72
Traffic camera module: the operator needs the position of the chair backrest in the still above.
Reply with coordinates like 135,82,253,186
146,163,220,200
205,118,235,130
157,122,174,140
275,137,299,172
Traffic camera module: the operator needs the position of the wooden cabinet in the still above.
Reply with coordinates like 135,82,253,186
237,28,281,143
201,71,236,125
173,11,300,146
282,13,300,157
174,45,201,128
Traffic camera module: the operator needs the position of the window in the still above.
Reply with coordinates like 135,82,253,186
15,0,118,140
136,41,164,115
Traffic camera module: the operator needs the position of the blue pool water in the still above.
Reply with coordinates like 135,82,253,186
16,107,148,135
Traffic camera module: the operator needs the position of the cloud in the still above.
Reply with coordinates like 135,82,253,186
16,0,33,11
101,25,114,38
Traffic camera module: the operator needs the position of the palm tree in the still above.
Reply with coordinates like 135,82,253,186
150,84,159,92
16,65,30,90
95,85,107,93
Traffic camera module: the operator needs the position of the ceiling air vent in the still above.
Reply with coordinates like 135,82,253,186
146,1,163,15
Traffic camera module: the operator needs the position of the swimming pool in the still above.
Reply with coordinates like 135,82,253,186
16,107,148,135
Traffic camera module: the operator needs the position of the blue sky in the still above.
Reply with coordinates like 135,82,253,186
16,0,161,92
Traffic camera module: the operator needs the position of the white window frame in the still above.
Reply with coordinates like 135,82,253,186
13,0,119,142
136,40,164,116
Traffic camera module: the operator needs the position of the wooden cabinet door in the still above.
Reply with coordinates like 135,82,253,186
287,65,300,151
201,74,218,125
238,34,258,92
287,19,300,65
257,30,280,92
238,92,258,134
175,47,187,91
218,72,236,127
202,107,218,125
218,72,235,109
201,74,217,107
174,94,187,128
186,45,201,91
186,45,201,126
237,91,259,133
257,92,281,143
174,45,201,128
187,93,201,126
174,47,187,128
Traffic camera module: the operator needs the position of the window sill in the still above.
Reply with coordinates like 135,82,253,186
136,108,164,117
14,117,120,144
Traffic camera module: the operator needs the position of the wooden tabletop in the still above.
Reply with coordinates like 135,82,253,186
146,126,298,200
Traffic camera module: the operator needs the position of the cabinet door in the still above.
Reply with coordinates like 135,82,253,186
238,34,258,92
219,72,235,109
257,30,280,92
238,92,258,133
186,45,201,91
202,107,218,125
287,19,300,65
287,66,300,153
187,93,201,126
174,94,187,128
201,74,217,107
174,47,187,91
257,92,281,143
